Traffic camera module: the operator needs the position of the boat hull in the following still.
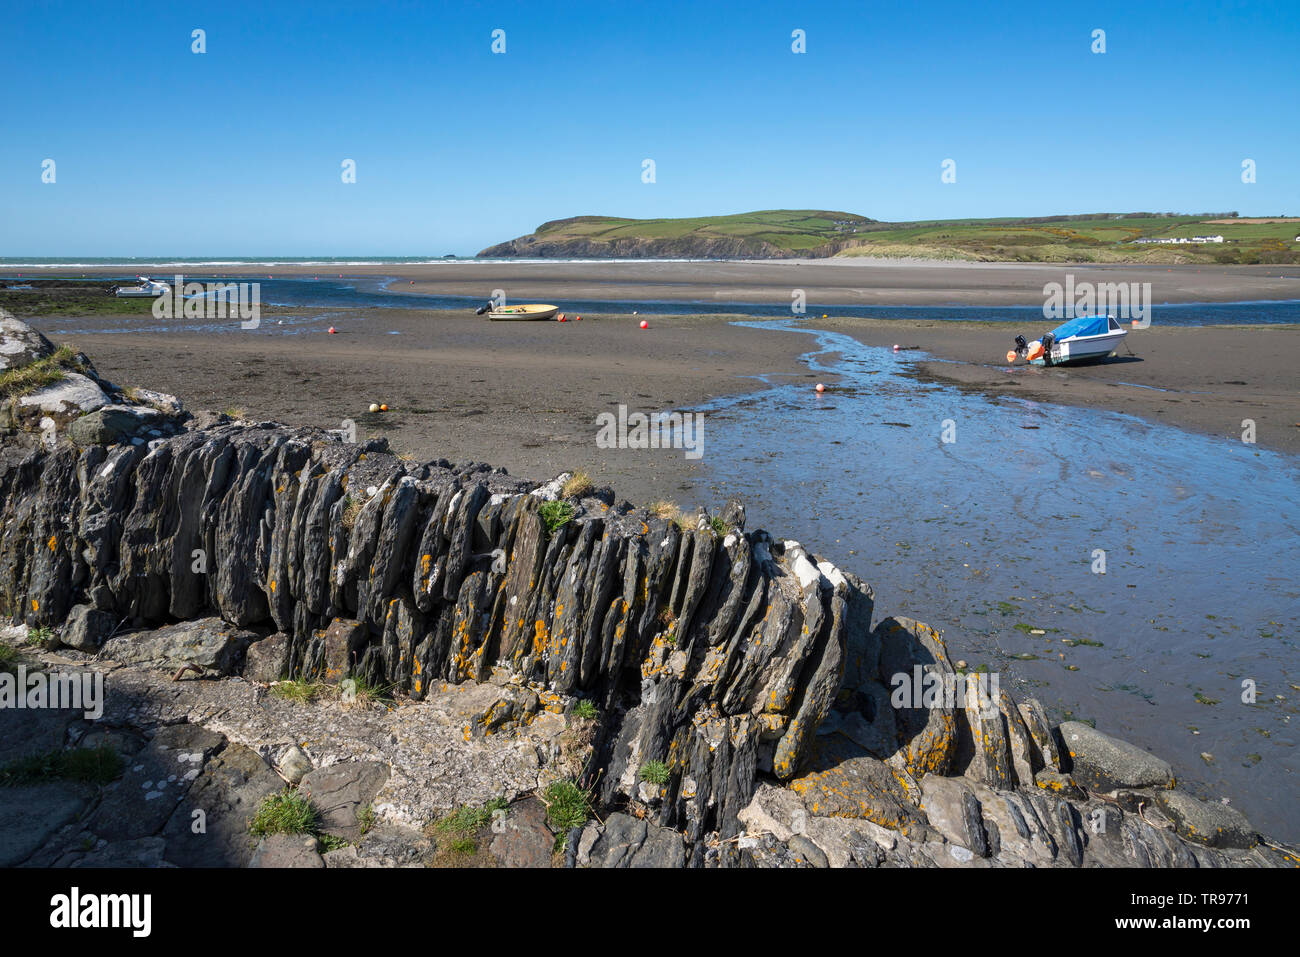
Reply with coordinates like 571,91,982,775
487,304,559,321
1032,329,1127,366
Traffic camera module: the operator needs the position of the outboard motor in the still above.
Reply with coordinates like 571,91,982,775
474,302,492,315
1039,332,1055,365
1013,334,1028,357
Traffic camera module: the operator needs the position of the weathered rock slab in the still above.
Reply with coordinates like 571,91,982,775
100,618,257,677
1059,721,1175,791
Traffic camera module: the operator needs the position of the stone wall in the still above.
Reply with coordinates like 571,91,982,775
0,414,867,837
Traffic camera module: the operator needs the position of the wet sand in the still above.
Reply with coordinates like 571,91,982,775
49,310,815,508
25,258,1300,306
812,318,1300,455
40,306,1299,497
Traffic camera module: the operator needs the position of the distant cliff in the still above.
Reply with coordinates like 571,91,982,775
478,210,878,259
479,210,1300,264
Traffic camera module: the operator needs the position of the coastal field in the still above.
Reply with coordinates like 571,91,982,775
478,209,1300,263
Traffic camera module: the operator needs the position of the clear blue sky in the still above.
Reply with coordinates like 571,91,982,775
2,0,1296,256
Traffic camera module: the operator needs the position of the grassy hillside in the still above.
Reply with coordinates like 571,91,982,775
480,210,1300,263
527,210,877,252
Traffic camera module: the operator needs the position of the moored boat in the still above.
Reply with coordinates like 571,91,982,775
1007,315,1128,366
484,303,559,321
113,276,169,298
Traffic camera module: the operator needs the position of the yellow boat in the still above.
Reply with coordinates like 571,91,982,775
486,303,559,321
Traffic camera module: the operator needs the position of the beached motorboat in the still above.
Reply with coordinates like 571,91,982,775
113,276,169,298
1007,315,1127,366
483,303,559,321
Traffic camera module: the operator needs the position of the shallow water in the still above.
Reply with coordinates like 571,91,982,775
691,320,1299,840
15,275,1300,327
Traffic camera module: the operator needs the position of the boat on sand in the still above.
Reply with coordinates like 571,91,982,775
482,303,560,321
1007,315,1128,366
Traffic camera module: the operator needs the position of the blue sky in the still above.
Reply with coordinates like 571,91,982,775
1,0,1296,255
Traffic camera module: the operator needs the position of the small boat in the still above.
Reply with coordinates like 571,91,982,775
1007,315,1127,366
483,303,559,321
113,276,169,298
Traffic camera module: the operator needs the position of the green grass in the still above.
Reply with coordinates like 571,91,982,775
542,779,590,835
708,515,729,537
539,500,575,536
341,495,363,530
561,470,594,499
249,788,319,838
639,760,670,786
270,678,326,703
357,804,376,836
484,209,1300,264
436,797,509,835
342,675,394,707
318,833,350,852
448,835,477,854
0,745,124,786
26,625,53,646
529,209,874,249
0,344,80,400
573,699,598,720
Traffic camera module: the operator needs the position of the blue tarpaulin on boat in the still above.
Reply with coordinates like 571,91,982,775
1049,315,1110,340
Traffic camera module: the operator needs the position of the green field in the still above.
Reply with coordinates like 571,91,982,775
487,210,1300,263
529,210,877,252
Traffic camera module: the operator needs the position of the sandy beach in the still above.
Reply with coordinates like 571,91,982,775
21,257,1300,306
37,301,1297,477
49,310,814,508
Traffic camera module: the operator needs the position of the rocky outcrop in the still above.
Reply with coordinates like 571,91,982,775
0,308,186,445
1,315,1292,868
0,318,856,836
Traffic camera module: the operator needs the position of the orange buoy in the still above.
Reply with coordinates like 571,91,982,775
816,383,825,393
1006,350,1017,363
892,344,900,352
640,320,648,329
328,327,336,334
575,315,582,321
380,403,388,412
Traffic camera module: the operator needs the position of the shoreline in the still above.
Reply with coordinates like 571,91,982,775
42,309,816,509
26,307,1300,471
806,317,1300,455
7,259,1300,307
11,307,1298,841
